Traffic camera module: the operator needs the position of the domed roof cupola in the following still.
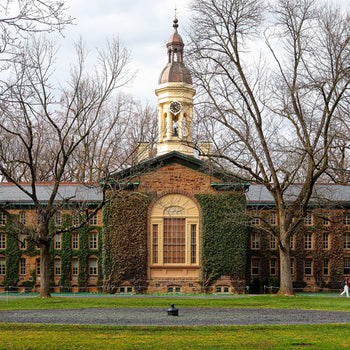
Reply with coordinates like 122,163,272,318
158,18,192,85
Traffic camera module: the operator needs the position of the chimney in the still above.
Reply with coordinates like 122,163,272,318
200,142,213,162
136,142,150,163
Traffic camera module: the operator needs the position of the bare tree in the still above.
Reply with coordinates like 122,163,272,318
188,0,350,295
0,35,134,297
0,0,72,55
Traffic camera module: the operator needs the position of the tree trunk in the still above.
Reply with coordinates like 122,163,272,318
278,246,294,296
39,241,51,298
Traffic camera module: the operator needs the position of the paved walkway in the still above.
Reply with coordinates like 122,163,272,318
1,307,350,326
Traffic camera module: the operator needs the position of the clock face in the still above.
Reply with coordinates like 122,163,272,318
169,100,183,115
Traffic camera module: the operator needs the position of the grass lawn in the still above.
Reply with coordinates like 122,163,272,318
0,323,349,349
0,295,349,349
0,293,349,311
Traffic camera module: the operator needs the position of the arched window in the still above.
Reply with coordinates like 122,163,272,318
150,194,199,265
89,231,98,249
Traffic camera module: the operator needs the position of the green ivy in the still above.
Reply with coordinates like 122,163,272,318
3,216,21,289
102,193,151,293
195,194,248,290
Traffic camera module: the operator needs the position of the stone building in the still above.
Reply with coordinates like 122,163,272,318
0,18,350,294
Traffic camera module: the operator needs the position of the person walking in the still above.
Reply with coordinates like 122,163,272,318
339,276,349,297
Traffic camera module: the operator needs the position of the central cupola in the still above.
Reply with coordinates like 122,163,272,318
155,17,196,157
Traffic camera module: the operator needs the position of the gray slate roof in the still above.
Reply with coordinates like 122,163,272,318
0,183,103,204
246,183,350,204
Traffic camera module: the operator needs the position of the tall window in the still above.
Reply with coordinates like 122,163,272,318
304,259,312,275
290,258,295,276
191,224,197,264
19,234,26,250
344,234,350,249
20,258,26,275
54,258,61,275
36,259,40,275
150,194,199,267
152,224,158,264
251,258,260,275
55,212,61,226
323,233,329,250
0,233,6,249
290,235,294,250
89,232,98,250
270,234,276,250
19,211,26,225
89,213,98,225
164,218,185,263
304,233,313,249
251,232,260,249
270,212,277,226
72,258,79,276
344,214,350,226
89,258,98,275
0,257,5,275
323,259,329,276
344,259,350,275
73,212,79,226
72,232,79,250
0,213,6,225
54,233,61,250
270,258,277,276
304,213,313,226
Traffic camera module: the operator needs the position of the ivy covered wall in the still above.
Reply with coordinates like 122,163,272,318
195,193,248,290
102,193,151,293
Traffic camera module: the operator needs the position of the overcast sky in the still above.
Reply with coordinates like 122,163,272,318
56,0,192,104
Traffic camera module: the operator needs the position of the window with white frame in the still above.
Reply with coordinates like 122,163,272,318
344,214,350,226
150,194,199,266
89,232,98,250
304,259,312,275
270,258,277,276
72,258,79,276
304,213,313,226
344,258,350,275
20,258,26,275
323,233,329,250
55,212,61,226
323,259,329,276
290,235,294,250
270,212,277,226
73,212,79,226
54,233,61,250
251,217,260,226
72,232,79,250
290,258,295,276
0,257,5,275
0,233,6,249
89,258,98,275
270,234,276,250
304,233,313,249
344,233,350,249
19,211,26,225
251,258,260,275
89,212,97,226
54,257,61,275
0,213,6,225
19,234,27,250
251,232,260,249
